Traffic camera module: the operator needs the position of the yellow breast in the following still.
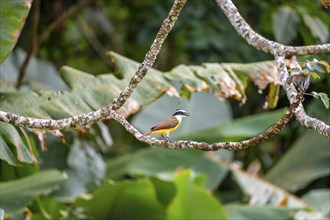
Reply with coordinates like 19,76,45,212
151,117,182,135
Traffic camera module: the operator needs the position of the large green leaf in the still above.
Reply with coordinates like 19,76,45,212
75,178,166,220
302,189,330,217
265,130,330,192
0,169,67,215
106,148,229,189
302,14,329,43
167,170,228,219
165,60,281,107
0,48,68,91
0,52,175,118
0,135,18,166
29,197,68,220
232,167,307,208
0,122,33,164
272,6,299,44
182,108,287,142
0,53,283,118
0,52,286,165
0,0,32,63
52,140,106,202
225,205,295,220
132,92,232,137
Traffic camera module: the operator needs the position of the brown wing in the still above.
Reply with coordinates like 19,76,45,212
150,116,178,131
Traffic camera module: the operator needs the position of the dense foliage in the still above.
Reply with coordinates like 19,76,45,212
0,0,329,219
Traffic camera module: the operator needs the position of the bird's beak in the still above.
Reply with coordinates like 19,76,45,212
184,112,190,116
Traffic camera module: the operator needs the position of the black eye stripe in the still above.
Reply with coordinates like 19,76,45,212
173,110,187,115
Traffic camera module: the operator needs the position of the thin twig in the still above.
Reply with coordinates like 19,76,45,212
77,16,111,65
1,0,329,152
275,53,330,137
16,0,95,89
16,0,41,89
39,0,96,42
109,92,303,151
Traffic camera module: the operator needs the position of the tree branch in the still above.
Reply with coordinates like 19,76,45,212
109,92,303,151
0,0,186,130
109,0,187,112
214,0,330,57
1,0,328,153
275,54,330,137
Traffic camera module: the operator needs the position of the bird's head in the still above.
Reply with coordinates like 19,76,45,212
172,109,190,118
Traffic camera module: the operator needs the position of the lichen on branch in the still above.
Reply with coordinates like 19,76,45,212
0,0,329,154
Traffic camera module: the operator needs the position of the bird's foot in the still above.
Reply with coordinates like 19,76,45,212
161,134,173,142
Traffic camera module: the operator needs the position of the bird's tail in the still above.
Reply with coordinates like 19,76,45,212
139,131,152,139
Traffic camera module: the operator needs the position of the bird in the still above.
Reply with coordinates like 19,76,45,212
141,109,190,141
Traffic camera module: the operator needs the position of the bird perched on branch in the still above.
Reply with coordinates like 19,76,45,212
141,109,190,141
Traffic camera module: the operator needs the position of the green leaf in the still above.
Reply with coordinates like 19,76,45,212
302,189,330,216
306,58,329,74
52,141,106,202
266,130,330,192
265,83,279,109
319,60,330,73
167,170,228,219
165,60,281,107
302,14,330,43
0,135,18,166
32,197,68,220
272,6,299,44
225,205,296,220
183,108,287,142
0,169,67,214
0,51,175,119
318,92,329,109
132,92,232,138
107,148,202,178
150,178,176,208
106,148,229,190
75,179,166,220
232,167,306,208
0,53,285,125
0,48,68,91
309,71,320,79
0,122,33,164
0,0,32,63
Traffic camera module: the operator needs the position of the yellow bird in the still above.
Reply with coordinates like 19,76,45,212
141,109,190,141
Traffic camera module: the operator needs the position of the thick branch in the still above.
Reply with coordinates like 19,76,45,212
110,92,303,151
109,0,187,111
0,0,186,130
215,0,330,57
275,54,330,137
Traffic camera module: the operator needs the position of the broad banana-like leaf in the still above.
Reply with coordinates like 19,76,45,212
0,52,281,117
0,169,67,215
165,60,281,107
0,51,282,165
0,52,176,118
0,0,32,63
0,122,33,165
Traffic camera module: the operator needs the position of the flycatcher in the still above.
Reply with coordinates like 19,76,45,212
141,109,190,141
